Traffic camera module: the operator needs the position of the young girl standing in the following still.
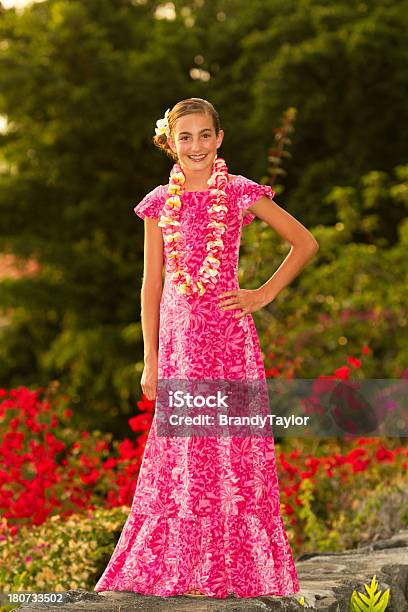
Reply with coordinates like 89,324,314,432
94,97,318,599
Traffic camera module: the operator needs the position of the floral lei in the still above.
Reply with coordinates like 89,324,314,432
158,155,229,297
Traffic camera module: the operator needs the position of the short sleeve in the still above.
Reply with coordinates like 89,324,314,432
133,185,165,220
237,176,276,226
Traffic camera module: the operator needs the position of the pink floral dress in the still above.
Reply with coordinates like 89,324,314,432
94,174,300,598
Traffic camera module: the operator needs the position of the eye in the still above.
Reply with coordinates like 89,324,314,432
180,134,211,140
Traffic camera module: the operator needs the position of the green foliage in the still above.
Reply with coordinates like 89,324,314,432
242,163,408,379
296,474,408,554
246,0,408,221
350,575,390,611
297,478,343,551
0,506,130,593
278,436,408,555
338,477,408,550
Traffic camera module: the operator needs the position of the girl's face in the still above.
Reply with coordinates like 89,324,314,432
168,112,224,174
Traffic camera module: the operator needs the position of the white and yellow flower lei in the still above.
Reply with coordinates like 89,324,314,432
158,156,229,297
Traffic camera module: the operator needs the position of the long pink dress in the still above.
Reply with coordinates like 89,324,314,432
94,174,300,598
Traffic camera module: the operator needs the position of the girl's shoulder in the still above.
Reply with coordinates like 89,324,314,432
224,174,249,195
226,174,263,193
231,173,276,199
133,184,166,220
232,174,277,226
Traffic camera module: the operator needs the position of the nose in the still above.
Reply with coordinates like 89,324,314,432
190,144,205,151
188,139,208,154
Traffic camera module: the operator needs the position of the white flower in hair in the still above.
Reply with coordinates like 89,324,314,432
155,108,171,138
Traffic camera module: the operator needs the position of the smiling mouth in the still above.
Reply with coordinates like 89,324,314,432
188,154,207,161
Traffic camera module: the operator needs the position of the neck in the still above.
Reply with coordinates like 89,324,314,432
181,168,213,191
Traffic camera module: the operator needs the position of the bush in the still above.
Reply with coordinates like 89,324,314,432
0,506,130,595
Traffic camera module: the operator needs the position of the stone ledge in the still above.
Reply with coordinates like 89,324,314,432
17,529,408,611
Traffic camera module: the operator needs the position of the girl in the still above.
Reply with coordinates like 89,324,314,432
94,97,318,599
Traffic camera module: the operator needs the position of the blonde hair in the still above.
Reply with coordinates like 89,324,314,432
152,97,221,162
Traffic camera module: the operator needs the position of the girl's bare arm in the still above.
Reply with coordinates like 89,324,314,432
247,196,319,304
141,217,164,362
219,196,319,317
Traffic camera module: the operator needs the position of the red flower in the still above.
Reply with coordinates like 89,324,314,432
347,356,362,368
375,447,395,463
128,414,153,433
80,470,100,485
102,458,117,470
334,366,350,379
118,438,139,460
285,503,294,515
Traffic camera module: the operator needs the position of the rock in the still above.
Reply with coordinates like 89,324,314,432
295,529,408,611
16,528,408,611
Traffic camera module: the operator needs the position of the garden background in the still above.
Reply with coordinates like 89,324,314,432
0,0,407,598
